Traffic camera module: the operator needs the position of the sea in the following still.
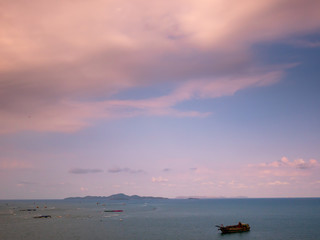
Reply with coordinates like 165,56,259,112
0,198,319,240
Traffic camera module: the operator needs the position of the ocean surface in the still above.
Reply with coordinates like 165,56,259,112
0,198,319,240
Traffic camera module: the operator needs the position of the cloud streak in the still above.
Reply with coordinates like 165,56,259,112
152,177,169,183
17,181,37,187
0,69,284,134
108,167,145,174
69,168,104,174
289,39,320,48
255,157,319,170
266,181,289,186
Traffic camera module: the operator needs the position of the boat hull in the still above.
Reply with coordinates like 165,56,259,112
217,223,250,234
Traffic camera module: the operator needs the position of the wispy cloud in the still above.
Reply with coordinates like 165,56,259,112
69,168,104,174
100,70,283,118
289,39,320,48
80,187,89,192
164,156,320,196
152,176,169,183
247,157,319,179
0,159,33,170
228,180,249,189
254,157,319,170
0,69,284,134
17,181,37,187
266,181,289,186
108,167,145,174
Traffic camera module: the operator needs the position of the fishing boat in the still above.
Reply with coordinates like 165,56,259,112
216,222,250,233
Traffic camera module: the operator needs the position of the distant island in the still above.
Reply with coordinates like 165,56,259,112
64,193,168,201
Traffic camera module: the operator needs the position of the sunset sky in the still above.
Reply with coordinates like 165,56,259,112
1,0,320,199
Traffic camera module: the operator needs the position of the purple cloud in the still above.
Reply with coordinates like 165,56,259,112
108,167,145,174
163,168,171,172
69,168,104,174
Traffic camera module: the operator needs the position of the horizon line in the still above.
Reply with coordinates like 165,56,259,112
1,195,320,201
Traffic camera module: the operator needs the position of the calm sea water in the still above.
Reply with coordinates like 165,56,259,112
0,198,319,240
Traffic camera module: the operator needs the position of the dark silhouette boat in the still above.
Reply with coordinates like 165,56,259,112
20,209,36,211
33,215,52,219
104,210,123,212
216,222,250,233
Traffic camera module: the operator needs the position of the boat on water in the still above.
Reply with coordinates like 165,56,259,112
216,222,250,233
33,215,52,219
104,210,123,212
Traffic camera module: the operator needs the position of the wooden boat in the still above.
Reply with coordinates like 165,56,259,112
216,222,250,233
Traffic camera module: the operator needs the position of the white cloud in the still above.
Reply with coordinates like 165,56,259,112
257,157,319,170
80,187,88,192
267,181,289,186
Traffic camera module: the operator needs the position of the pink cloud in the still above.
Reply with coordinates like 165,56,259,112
178,0,320,48
2,0,319,73
2,0,320,68
152,176,169,183
0,159,33,170
257,157,319,170
1,0,320,134
0,101,95,134
146,158,319,197
267,181,289,186
246,157,320,181
0,69,284,133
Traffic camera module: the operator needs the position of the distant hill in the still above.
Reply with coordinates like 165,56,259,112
64,193,168,201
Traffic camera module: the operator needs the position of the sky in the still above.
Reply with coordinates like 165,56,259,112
0,0,320,199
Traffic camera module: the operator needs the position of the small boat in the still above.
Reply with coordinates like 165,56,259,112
216,222,250,233
20,209,36,211
104,210,123,212
33,215,52,219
